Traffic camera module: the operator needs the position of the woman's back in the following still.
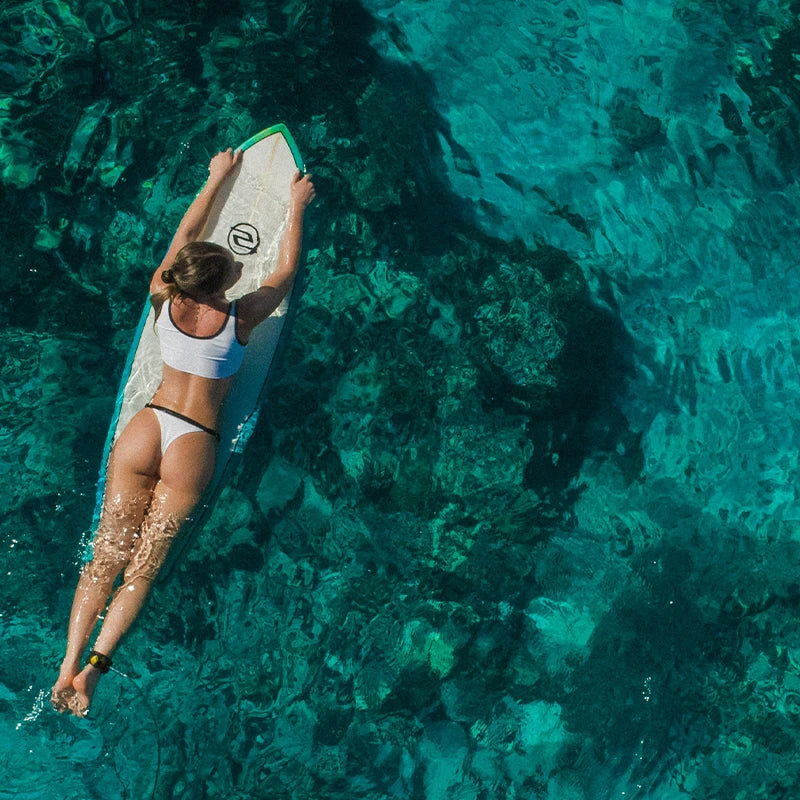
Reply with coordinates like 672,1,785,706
153,295,245,429
168,294,233,337
157,296,246,378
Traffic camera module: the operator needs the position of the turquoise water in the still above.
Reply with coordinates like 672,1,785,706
3,0,800,797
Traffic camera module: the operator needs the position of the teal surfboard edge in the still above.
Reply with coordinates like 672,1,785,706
90,299,151,534
239,123,304,171
90,122,304,540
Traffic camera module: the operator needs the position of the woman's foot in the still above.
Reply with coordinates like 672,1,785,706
68,663,103,717
51,667,79,713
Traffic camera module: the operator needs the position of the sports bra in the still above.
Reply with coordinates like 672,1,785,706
156,298,247,379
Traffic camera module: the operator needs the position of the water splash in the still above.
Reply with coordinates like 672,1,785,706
15,687,48,730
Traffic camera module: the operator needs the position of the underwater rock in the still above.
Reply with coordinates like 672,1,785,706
272,697,317,765
0,3,89,93
33,221,66,251
255,456,304,515
733,14,800,175
0,137,39,189
322,506,372,563
212,487,255,532
309,222,614,522
474,269,563,391
432,237,603,416
418,721,470,800
353,657,397,711
435,406,531,503
294,477,334,541
525,597,596,663
343,73,440,212
75,0,132,40
546,771,587,800
471,697,568,788
609,91,664,154
384,613,467,681
2,331,110,513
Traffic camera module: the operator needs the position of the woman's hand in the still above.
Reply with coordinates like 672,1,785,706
290,170,316,212
208,148,242,182
152,147,242,289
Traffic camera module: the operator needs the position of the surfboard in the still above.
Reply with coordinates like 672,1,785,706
91,123,304,577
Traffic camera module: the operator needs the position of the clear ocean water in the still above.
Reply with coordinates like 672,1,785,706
2,0,800,797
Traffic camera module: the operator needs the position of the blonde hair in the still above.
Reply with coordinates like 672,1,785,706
151,241,232,318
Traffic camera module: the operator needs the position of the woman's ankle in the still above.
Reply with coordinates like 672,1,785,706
58,656,82,676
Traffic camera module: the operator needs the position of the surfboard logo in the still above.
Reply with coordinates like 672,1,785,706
228,222,260,255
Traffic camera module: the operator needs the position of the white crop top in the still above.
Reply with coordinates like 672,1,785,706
156,299,247,379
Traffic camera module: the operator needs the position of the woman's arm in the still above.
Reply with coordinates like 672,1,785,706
237,170,316,333
149,148,242,295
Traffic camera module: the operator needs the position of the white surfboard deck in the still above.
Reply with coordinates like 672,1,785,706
92,124,303,574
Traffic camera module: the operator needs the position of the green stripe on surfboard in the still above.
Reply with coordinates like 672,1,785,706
239,123,304,171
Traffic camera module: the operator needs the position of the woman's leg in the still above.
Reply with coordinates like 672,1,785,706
52,411,161,712
69,429,216,714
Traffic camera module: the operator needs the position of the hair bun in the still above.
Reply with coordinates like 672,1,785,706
161,268,175,284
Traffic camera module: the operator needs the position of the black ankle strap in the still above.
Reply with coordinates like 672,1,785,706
88,651,112,674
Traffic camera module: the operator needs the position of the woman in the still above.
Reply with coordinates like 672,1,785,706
52,148,315,717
